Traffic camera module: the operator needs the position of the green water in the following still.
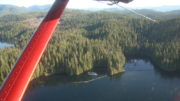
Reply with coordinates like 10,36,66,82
23,59,180,101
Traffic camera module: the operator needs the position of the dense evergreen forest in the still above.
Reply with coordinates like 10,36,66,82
0,9,179,83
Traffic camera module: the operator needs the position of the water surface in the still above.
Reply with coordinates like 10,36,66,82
0,42,14,48
23,59,180,101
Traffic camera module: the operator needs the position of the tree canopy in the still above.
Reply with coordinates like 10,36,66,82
0,10,179,83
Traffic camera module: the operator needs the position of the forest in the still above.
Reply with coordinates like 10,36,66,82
0,9,179,83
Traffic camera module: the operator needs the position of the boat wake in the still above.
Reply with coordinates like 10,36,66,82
73,75,107,84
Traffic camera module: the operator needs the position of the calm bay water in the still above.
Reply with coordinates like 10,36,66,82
23,59,180,101
0,42,14,48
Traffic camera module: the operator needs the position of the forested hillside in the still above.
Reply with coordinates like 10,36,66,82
0,5,27,16
0,9,179,83
0,4,50,16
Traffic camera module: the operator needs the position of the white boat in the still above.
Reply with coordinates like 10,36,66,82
87,72,98,76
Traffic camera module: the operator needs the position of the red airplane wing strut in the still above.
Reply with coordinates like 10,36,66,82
0,0,69,100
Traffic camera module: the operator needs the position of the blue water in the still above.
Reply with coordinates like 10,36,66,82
0,42,14,48
23,60,180,101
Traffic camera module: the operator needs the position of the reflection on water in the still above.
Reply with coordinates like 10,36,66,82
23,59,180,101
0,42,14,48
